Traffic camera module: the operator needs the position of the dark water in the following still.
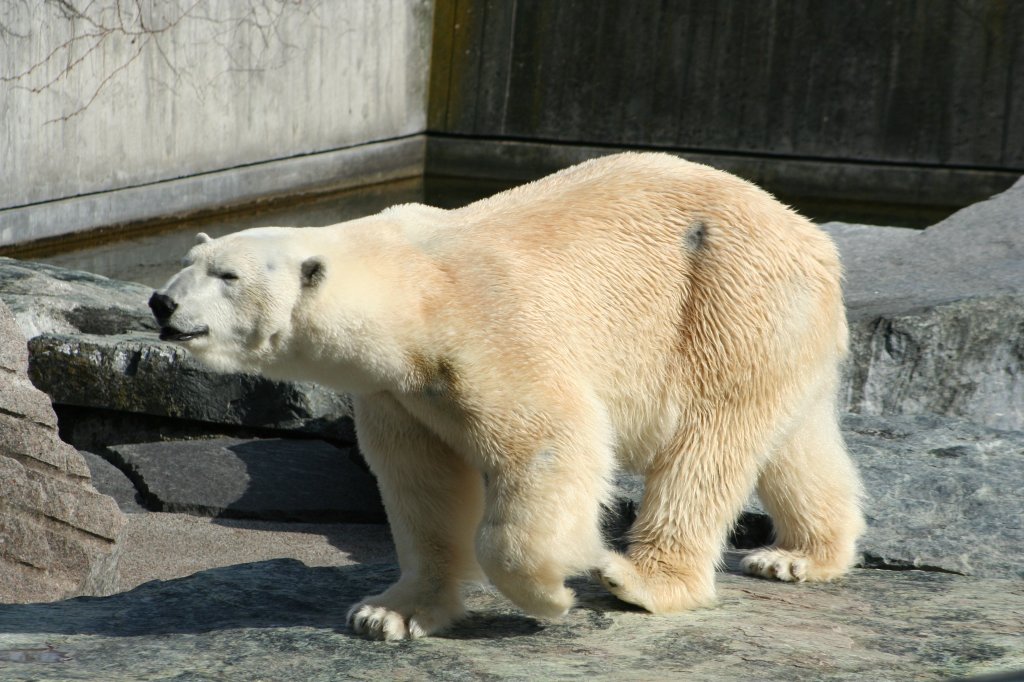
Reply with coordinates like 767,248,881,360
2,176,954,289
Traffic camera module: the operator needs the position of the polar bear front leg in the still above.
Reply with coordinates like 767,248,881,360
474,430,614,620
348,394,485,641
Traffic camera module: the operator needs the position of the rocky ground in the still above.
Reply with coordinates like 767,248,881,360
1,178,1022,680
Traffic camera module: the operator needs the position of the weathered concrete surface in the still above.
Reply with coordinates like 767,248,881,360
1,1,433,244
430,2,1024,208
108,438,384,522
0,301,126,603
0,556,1020,681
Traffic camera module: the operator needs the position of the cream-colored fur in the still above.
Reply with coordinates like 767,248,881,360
152,152,865,641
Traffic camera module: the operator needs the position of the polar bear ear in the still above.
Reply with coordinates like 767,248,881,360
300,257,326,289
195,232,213,244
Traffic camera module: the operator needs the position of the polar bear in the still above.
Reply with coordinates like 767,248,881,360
150,152,864,640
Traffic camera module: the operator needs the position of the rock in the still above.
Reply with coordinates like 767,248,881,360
0,257,156,340
107,438,385,522
827,176,1024,314
843,296,1023,430
843,413,1023,579
26,332,355,440
0,556,1020,680
79,452,147,514
612,413,1024,580
0,301,126,603
824,175,1024,429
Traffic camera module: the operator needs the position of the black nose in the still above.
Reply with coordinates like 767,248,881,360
148,292,177,322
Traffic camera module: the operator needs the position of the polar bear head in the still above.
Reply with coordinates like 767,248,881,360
149,228,326,375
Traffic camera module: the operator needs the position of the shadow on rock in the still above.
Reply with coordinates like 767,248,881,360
0,559,395,637
0,557,648,642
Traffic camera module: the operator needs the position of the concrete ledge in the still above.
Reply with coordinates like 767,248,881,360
0,136,426,249
425,135,1019,211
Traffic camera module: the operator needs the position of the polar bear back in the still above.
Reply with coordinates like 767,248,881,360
343,153,846,467
412,155,840,384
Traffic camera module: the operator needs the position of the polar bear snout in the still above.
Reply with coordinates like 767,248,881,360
148,292,177,324
149,291,210,342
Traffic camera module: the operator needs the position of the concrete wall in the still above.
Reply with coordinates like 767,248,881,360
0,0,433,246
3,0,1021,248
427,0,1023,208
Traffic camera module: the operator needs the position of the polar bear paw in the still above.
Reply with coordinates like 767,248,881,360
596,552,714,614
740,548,809,582
346,595,463,641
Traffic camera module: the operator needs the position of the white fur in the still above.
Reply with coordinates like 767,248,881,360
153,152,864,640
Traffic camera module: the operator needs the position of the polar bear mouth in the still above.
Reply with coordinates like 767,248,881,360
159,325,210,342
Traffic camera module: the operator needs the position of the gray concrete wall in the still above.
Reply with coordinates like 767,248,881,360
0,0,433,247
428,0,1023,208
4,0,1021,249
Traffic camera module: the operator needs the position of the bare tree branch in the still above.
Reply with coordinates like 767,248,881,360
1,0,322,123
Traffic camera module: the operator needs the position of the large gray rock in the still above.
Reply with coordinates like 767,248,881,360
843,296,1023,430
613,413,1024,580
0,301,125,603
0,258,156,340
0,556,1020,680
107,438,384,522
825,175,1024,429
26,333,355,439
828,176,1023,313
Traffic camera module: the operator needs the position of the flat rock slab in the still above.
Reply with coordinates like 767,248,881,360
0,556,1020,680
26,332,356,440
108,439,384,523
0,257,155,340
78,452,147,514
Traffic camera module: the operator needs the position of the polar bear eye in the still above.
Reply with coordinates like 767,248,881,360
219,272,239,282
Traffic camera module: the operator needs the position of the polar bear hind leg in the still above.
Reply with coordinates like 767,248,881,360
741,387,865,583
346,393,484,641
598,412,770,613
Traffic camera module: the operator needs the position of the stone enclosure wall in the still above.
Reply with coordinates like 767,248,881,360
0,0,433,246
427,0,1024,208
2,0,1022,246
